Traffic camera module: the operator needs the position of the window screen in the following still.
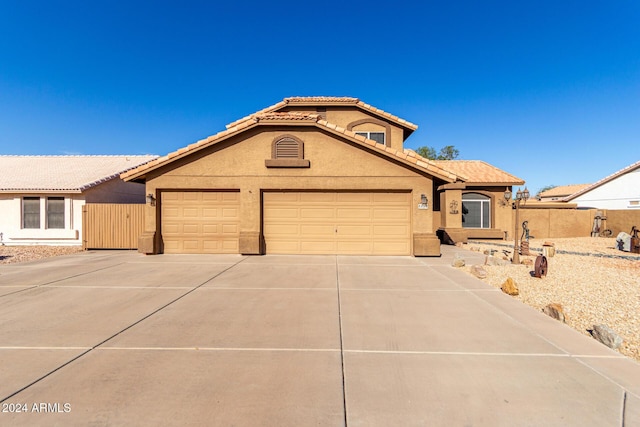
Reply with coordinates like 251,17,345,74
47,197,65,229
23,197,40,229
355,131,385,145
462,193,490,229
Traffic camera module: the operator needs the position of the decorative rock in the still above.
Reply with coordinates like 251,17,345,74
501,278,519,296
590,324,623,349
485,255,509,266
522,258,534,266
470,265,487,279
452,254,465,268
542,303,566,323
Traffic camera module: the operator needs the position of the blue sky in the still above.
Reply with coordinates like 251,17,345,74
1,1,638,195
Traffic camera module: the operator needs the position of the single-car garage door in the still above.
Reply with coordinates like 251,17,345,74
263,192,411,255
161,191,240,254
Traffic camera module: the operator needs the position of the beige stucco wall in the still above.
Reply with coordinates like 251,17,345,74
142,126,437,255
518,208,595,239
600,210,640,236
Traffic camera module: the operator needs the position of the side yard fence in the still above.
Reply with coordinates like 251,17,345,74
520,208,640,239
82,204,145,250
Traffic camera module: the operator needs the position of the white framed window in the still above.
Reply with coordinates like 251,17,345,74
23,197,40,229
355,131,385,145
462,193,491,228
47,197,65,229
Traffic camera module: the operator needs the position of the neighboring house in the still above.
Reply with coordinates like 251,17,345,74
538,184,590,202
0,155,157,245
122,96,524,256
563,160,640,209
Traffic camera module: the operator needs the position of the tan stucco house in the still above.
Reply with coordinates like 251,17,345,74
122,97,524,256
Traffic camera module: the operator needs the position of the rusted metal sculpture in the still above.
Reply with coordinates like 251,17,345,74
534,255,548,278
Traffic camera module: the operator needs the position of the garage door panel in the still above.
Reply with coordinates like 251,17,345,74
268,224,300,235
161,191,240,254
222,224,238,234
301,208,335,219
337,225,372,237
264,207,299,219
373,241,410,255
182,224,200,234
337,208,372,219
374,225,410,235
263,192,410,255
300,241,337,253
301,224,336,236
336,192,371,203
300,193,335,203
373,208,410,220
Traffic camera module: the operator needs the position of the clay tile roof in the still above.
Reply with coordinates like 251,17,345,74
564,159,640,201
255,112,321,122
0,155,158,192
539,184,591,198
124,111,456,183
226,96,418,131
430,159,524,185
284,96,359,103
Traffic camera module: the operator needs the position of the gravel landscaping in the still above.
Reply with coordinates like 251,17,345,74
0,245,83,264
459,237,640,362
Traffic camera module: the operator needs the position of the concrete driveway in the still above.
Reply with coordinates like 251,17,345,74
0,248,638,426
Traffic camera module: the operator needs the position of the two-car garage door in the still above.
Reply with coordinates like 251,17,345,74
263,192,411,255
161,192,240,254
161,191,411,255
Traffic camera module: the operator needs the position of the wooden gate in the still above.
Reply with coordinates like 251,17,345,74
83,204,145,249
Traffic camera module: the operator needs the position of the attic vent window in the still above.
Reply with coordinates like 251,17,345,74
265,135,310,168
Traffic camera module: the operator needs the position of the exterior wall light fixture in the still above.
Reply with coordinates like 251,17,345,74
146,193,156,206
419,194,428,209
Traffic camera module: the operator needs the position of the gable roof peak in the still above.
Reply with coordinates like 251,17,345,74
284,96,359,104
255,112,321,122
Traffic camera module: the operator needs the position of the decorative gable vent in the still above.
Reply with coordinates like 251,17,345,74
275,138,300,158
265,134,310,168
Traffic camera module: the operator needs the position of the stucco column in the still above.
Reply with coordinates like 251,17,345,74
437,183,466,244
238,187,262,255
412,187,441,256
138,186,158,254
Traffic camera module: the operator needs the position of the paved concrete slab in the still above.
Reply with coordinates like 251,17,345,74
340,289,564,354
472,289,620,357
0,349,345,426
337,255,425,266
52,261,236,288
344,352,624,426
206,262,337,289
0,287,186,347
339,264,463,291
0,250,638,426
103,288,341,350
242,255,335,265
0,349,87,400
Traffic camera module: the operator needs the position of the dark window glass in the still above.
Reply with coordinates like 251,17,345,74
462,193,491,229
369,132,385,144
47,197,65,229
23,197,40,229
